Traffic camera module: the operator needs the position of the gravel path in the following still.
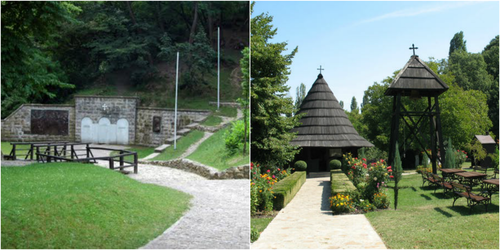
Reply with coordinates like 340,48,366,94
179,132,213,159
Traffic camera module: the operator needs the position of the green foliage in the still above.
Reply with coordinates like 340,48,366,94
294,161,307,171
1,1,79,118
482,36,499,137
350,96,359,114
449,31,467,56
250,4,301,167
489,146,499,170
251,227,260,243
467,140,488,166
224,120,247,155
250,163,278,214
329,159,342,169
239,47,250,154
153,130,205,161
200,115,223,126
272,171,306,210
1,163,191,249
294,82,307,112
444,138,457,169
448,50,493,93
330,169,357,195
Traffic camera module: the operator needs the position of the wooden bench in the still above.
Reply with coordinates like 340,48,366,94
430,173,453,194
421,171,430,187
452,182,490,213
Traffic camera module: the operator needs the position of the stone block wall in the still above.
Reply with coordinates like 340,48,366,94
136,107,210,146
75,95,139,144
1,104,75,142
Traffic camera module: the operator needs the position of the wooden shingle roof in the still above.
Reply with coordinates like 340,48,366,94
291,74,374,148
385,55,449,96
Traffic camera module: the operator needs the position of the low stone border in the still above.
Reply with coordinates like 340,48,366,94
140,159,249,180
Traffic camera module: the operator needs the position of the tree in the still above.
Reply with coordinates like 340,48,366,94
350,96,358,114
482,35,499,138
294,83,306,113
448,50,493,93
251,3,301,167
392,143,403,210
339,100,344,109
449,31,467,56
444,138,457,169
1,1,79,118
239,47,250,154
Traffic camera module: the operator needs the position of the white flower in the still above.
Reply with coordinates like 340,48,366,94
373,177,377,181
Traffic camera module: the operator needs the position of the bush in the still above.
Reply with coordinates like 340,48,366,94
273,171,306,210
330,193,355,214
250,163,278,215
373,192,390,209
224,120,246,155
329,159,342,169
294,160,307,171
251,227,260,242
359,199,376,213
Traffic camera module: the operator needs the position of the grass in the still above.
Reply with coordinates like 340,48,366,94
1,162,191,249
152,130,205,161
201,115,223,126
110,145,156,162
215,106,238,117
187,125,249,171
251,216,276,243
1,142,13,155
365,173,499,249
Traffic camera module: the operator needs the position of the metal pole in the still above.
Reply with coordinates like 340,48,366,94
217,26,220,110
174,51,179,150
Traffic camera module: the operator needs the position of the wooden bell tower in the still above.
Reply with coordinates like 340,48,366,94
385,47,449,174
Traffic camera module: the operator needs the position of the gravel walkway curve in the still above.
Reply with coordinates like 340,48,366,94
93,162,250,249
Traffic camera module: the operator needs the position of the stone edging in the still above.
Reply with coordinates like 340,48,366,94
140,159,249,179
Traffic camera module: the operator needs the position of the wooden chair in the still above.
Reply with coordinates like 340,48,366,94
452,182,490,214
430,173,453,194
421,171,430,187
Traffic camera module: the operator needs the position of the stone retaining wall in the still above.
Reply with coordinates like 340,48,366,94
136,108,210,146
1,104,75,142
143,159,249,179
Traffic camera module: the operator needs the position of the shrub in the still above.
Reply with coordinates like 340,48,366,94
273,171,306,210
330,193,355,214
455,149,468,168
294,160,307,171
444,138,457,169
373,192,390,209
250,163,278,215
224,120,246,155
359,199,376,213
329,159,342,169
251,227,260,242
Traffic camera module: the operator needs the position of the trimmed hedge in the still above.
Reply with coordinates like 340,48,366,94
330,169,356,195
272,171,307,210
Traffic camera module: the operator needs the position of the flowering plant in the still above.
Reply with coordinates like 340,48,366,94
343,153,368,186
250,162,278,215
330,193,355,214
372,192,390,209
455,149,467,168
359,199,376,213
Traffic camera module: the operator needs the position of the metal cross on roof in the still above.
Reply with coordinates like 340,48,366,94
409,44,418,56
317,65,324,74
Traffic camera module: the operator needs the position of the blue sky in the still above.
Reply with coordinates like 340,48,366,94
252,1,499,111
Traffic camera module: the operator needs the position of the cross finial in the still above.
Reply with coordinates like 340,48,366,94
317,65,324,74
409,44,418,56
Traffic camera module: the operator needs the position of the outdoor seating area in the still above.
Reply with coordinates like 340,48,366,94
422,168,499,213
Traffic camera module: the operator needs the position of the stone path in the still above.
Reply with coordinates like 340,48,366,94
90,147,250,249
251,173,386,249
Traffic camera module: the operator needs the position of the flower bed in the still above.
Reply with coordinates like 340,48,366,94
250,163,290,215
329,153,391,214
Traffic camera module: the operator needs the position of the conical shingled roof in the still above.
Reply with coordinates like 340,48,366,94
385,55,449,96
291,74,374,148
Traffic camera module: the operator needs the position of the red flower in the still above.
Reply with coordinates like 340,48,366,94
380,159,384,163
251,162,254,167
351,166,356,169
278,168,281,171
388,169,392,172
387,166,392,169
390,175,394,178
362,158,366,162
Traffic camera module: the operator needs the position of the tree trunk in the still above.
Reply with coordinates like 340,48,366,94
188,1,198,44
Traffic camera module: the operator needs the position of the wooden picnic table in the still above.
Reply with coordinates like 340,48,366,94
481,179,499,202
439,168,466,182
455,172,488,188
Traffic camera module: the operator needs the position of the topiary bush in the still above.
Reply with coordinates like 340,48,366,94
329,159,342,169
294,160,307,171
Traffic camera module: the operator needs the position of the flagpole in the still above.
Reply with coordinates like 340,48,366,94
174,51,179,149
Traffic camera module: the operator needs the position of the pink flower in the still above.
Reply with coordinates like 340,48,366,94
267,170,270,173
278,168,281,171
362,158,366,162
251,166,253,170
272,175,276,179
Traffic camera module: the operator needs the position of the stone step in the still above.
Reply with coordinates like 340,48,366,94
186,123,199,128
141,152,160,160
194,116,207,123
154,144,171,153
166,135,182,144
177,128,191,135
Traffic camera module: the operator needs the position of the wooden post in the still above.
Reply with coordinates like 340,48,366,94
86,144,90,158
109,158,114,170
30,144,34,160
435,95,445,168
36,146,40,161
70,145,75,159
429,96,437,174
134,153,138,174
47,155,52,163
11,144,16,160
119,151,124,171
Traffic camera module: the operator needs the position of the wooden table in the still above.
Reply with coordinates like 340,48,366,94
482,179,499,202
455,172,488,187
439,168,466,182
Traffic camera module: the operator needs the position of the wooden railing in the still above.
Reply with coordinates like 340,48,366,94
6,142,138,174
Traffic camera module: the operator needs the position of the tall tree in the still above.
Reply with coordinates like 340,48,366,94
1,1,79,118
294,83,306,112
350,96,359,114
339,100,344,109
449,31,467,56
482,35,499,138
251,3,301,167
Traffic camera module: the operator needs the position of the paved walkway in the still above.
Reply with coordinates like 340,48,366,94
252,173,386,249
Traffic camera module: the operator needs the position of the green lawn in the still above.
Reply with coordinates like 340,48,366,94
1,162,191,249
1,142,13,155
201,115,223,126
251,215,276,243
110,145,156,161
366,173,499,249
152,130,205,161
187,126,249,171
